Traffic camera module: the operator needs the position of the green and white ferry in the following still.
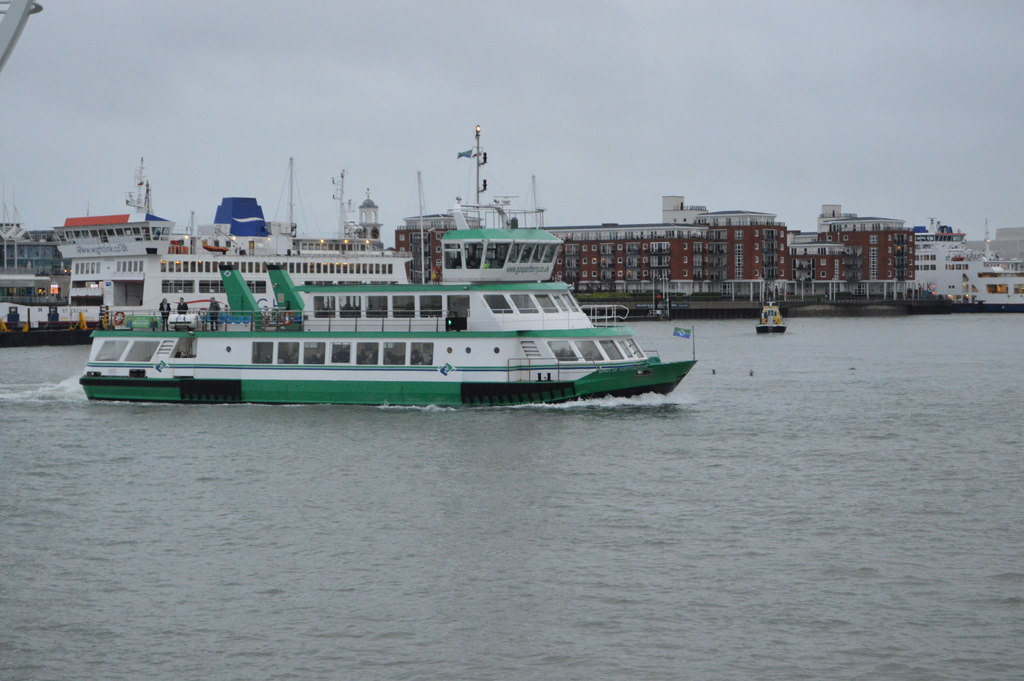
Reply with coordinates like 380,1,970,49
79,203,696,406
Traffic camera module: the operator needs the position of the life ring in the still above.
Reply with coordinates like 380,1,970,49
281,311,294,326
113,311,125,326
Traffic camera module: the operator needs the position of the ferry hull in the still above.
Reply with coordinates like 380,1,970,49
79,360,696,406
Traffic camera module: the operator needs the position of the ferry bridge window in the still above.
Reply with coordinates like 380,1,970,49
252,341,274,364
303,342,326,364
444,244,463,269
518,243,536,263
96,340,129,362
599,340,624,360
277,342,299,364
410,342,433,365
464,242,483,269
484,294,513,314
313,296,336,318
330,342,351,363
575,340,604,361
393,295,415,318
419,295,442,318
367,296,388,318
548,340,578,361
531,244,548,263
508,243,525,262
382,342,406,365
356,342,379,365
485,242,510,269
125,340,160,362
510,294,538,313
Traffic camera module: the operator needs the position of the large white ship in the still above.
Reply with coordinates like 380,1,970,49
52,163,410,326
914,223,1024,311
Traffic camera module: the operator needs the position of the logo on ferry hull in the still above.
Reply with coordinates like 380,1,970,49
439,363,454,376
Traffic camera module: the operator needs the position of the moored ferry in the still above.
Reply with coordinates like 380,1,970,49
78,202,696,406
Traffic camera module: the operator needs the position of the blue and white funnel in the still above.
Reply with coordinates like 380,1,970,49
213,197,269,237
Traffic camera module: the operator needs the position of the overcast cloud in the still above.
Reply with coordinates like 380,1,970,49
1,0,1022,243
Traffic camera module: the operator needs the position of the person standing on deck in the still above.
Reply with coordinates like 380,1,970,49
159,298,172,330
208,298,221,331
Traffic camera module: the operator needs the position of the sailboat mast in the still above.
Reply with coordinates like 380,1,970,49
417,171,426,283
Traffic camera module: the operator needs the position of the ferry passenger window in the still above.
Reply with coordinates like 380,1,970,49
252,342,274,364
382,342,406,365
410,342,433,365
575,340,603,361
447,295,469,317
420,295,442,318
623,338,643,358
330,342,351,363
313,296,336,318
96,340,129,362
443,244,463,269
278,342,299,364
393,296,415,318
599,340,624,360
548,340,578,361
534,294,559,313
366,296,388,318
338,296,361,317
510,294,538,313
484,294,513,313
356,342,379,365
303,342,326,364
125,340,160,362
465,242,483,269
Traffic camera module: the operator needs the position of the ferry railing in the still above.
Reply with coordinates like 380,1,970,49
582,304,629,326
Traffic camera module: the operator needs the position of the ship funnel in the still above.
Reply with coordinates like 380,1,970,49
213,197,269,238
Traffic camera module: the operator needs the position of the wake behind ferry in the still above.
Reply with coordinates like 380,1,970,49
78,201,696,406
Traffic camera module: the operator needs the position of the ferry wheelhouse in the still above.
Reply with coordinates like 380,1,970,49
79,202,696,406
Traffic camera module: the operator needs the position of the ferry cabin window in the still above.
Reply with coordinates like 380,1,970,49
548,340,578,361
420,295,442,318
599,340,624,360
278,342,300,364
393,295,415,318
382,342,406,365
447,295,470,317
485,294,513,314
96,340,129,362
534,294,559,313
410,342,433,365
517,243,536,263
367,296,388,318
622,338,643,358
339,295,361,317
465,242,483,269
508,243,525,263
125,340,160,362
313,296,336,318
531,244,548,263
575,340,603,361
356,342,379,365
510,294,538,313
252,342,274,364
174,337,197,358
542,244,559,263
485,242,510,269
331,342,351,363
303,342,326,364
444,244,463,269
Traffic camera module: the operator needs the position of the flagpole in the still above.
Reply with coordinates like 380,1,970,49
692,325,696,361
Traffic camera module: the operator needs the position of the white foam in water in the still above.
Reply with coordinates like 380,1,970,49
379,390,696,412
0,374,88,404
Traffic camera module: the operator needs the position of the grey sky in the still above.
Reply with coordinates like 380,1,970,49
2,1,1022,243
